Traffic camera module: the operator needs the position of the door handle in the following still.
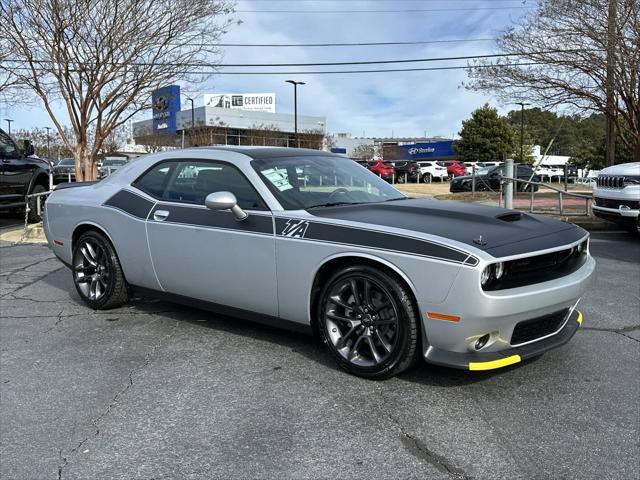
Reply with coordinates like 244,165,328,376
153,210,170,221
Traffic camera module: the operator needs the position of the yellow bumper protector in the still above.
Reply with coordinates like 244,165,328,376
469,355,521,371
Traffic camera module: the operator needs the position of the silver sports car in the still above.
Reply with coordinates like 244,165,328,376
44,147,595,379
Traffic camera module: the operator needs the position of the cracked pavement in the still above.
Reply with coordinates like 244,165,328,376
1,232,638,480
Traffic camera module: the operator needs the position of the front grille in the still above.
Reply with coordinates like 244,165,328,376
511,309,569,345
596,175,624,189
484,241,588,291
594,197,640,209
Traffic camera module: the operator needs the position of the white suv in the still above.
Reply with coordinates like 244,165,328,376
592,162,640,235
417,161,448,182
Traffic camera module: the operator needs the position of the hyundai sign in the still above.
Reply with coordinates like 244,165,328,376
398,140,455,160
152,85,181,134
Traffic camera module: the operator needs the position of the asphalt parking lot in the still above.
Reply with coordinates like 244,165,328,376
1,232,638,480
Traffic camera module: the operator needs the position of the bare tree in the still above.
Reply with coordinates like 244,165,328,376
466,0,639,162
0,0,234,180
351,144,376,160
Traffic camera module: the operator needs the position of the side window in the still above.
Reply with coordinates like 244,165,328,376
0,131,18,158
134,162,177,198
164,161,265,210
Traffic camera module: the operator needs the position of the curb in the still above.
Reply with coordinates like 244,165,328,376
0,224,47,244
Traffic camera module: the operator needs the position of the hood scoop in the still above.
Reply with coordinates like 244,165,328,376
495,212,523,222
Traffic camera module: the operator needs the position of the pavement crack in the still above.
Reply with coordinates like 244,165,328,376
54,320,180,476
400,433,471,479
374,387,471,479
581,325,640,343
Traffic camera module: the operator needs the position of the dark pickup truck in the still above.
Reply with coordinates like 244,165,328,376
0,128,51,222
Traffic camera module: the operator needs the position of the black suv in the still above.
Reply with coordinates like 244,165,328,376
0,128,51,222
383,161,419,182
450,164,540,193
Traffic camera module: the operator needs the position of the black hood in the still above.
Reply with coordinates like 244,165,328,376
308,198,586,257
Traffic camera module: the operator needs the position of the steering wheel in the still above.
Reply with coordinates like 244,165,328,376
328,187,351,200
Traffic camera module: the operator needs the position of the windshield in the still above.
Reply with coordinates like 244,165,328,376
251,155,406,210
103,159,127,166
58,159,74,166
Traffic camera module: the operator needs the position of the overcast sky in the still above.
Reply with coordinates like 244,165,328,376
1,0,535,139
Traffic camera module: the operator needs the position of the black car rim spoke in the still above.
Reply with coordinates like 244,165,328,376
74,240,110,301
325,276,399,368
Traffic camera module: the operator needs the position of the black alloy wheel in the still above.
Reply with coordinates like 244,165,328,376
318,265,419,379
72,230,129,309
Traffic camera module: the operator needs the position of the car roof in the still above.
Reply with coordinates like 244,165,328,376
194,146,339,160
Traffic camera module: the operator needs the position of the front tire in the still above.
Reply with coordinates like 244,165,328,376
27,184,47,223
317,265,419,379
72,230,129,309
422,173,432,183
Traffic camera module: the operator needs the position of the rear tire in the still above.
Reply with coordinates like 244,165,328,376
72,230,129,309
27,184,47,223
317,265,419,380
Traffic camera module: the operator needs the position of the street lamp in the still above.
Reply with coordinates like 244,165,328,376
44,127,52,158
186,97,195,129
515,102,530,163
285,80,305,146
4,119,13,135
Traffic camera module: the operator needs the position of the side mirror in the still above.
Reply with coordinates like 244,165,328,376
22,140,35,157
205,191,248,221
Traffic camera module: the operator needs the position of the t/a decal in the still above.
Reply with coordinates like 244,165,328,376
281,219,310,238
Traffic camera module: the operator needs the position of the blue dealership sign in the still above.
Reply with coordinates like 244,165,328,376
397,140,456,160
152,85,181,134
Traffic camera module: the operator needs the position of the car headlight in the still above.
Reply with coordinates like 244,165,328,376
494,262,505,279
480,266,492,286
623,176,640,186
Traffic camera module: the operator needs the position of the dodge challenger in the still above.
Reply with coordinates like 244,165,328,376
44,147,595,379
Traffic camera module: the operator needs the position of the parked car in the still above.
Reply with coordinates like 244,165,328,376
52,158,76,183
592,162,640,236
437,160,466,178
384,161,419,182
98,158,128,178
450,164,540,193
417,161,448,182
44,147,594,379
0,128,50,222
364,160,395,181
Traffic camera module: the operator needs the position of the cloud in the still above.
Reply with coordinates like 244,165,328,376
3,0,529,138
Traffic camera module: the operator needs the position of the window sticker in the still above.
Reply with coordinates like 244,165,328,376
261,167,293,191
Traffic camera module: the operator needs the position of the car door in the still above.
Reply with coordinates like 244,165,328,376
139,159,278,317
0,130,29,203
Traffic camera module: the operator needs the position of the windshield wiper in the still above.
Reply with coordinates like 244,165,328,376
307,201,361,209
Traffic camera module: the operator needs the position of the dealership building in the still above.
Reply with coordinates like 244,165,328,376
131,87,326,148
329,133,457,161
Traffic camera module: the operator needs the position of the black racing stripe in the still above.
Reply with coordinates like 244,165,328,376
104,189,155,219
275,218,469,263
150,203,273,235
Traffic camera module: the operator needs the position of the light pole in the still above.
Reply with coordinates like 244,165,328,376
515,102,530,163
285,80,305,147
186,97,195,129
4,119,13,136
44,127,52,158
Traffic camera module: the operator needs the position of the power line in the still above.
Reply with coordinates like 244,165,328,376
7,61,544,76
235,6,532,14
214,38,496,47
4,50,595,68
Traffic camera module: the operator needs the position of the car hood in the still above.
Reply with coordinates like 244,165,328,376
307,198,587,258
600,162,640,176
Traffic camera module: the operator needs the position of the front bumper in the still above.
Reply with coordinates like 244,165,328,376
425,310,583,371
592,204,639,220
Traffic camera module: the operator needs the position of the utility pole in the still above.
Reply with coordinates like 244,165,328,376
516,102,530,164
4,119,13,136
605,0,617,166
44,127,52,158
285,80,305,147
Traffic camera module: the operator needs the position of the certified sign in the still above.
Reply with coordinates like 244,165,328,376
203,93,276,113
